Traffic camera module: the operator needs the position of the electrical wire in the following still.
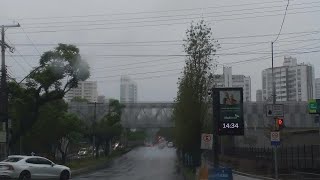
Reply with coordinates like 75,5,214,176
20,26,42,55
20,2,319,29
8,9,320,34
5,36,33,68
12,0,291,21
96,72,182,83
274,0,290,42
5,49,28,73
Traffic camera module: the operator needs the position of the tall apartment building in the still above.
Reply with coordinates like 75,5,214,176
262,56,314,102
256,89,263,102
315,78,320,99
120,75,137,103
65,81,98,102
214,67,251,101
97,95,106,103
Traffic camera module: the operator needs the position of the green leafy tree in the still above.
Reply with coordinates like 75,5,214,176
9,44,90,149
173,20,219,167
55,113,85,164
21,100,85,164
92,99,124,158
21,100,68,155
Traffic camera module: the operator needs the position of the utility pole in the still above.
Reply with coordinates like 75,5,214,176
211,88,220,168
88,101,103,158
0,24,20,158
271,42,279,180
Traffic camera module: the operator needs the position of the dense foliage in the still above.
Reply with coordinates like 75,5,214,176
173,20,219,167
92,99,124,158
8,44,90,158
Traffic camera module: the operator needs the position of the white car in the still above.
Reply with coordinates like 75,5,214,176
167,142,174,148
0,155,71,180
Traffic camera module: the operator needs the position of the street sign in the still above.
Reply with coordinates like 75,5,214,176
271,131,280,146
308,99,320,114
201,133,213,150
212,88,244,136
266,104,284,117
208,167,233,180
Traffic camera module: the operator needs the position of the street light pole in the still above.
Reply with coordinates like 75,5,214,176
0,24,20,157
271,42,279,180
211,88,220,168
88,101,103,158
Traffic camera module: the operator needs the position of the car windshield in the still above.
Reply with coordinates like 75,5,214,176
1,1,319,180
3,157,23,162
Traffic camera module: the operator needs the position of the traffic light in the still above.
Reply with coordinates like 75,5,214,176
276,118,285,130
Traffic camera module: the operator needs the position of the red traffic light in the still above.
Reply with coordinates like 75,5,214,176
276,118,284,130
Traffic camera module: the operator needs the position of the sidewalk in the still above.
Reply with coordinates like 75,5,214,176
206,161,275,180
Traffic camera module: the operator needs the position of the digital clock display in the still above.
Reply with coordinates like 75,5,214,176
213,88,244,136
222,123,239,129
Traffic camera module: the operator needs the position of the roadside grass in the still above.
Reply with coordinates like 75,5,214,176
67,148,129,170
176,160,196,180
184,168,196,180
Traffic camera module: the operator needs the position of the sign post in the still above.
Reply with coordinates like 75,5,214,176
270,131,280,146
266,104,284,117
201,133,213,150
211,88,243,175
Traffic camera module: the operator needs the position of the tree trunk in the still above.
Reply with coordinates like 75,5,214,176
104,140,109,156
109,140,112,155
58,138,69,164
61,152,67,165
95,144,100,159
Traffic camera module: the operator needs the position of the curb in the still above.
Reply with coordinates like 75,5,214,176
71,148,132,177
233,170,275,180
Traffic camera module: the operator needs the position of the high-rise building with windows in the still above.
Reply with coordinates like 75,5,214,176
315,78,320,99
262,56,314,102
120,76,137,103
65,81,98,102
256,89,263,102
213,67,251,101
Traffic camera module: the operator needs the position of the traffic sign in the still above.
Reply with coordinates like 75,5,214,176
266,104,284,117
208,167,233,180
201,133,213,150
308,99,320,114
271,131,280,146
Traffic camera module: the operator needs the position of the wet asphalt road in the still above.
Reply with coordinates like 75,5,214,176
73,146,263,180
73,146,183,180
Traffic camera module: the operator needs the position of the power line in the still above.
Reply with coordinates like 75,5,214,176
96,72,181,83
8,9,320,34
5,36,33,68
8,48,320,58
12,37,320,47
20,26,41,55
94,68,182,79
274,0,290,42
13,0,290,21
9,29,320,45
93,57,179,70
5,49,28,73
87,41,319,72
20,2,320,29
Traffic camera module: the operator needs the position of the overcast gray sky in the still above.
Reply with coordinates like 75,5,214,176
1,0,320,102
